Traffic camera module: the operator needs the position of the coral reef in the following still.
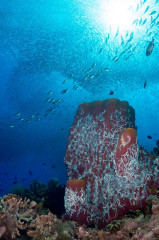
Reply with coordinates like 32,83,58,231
64,98,159,228
0,194,37,239
1,193,159,239
27,212,60,240
11,179,66,217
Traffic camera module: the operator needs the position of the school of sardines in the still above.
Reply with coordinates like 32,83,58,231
6,0,159,128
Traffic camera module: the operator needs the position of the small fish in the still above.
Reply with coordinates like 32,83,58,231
147,135,152,139
124,54,133,60
51,164,56,169
126,32,134,45
144,80,147,88
119,48,128,57
104,68,109,71
92,62,96,68
114,57,120,62
30,115,34,119
153,14,159,23
61,89,68,94
143,0,147,4
87,67,93,73
142,19,147,25
140,0,143,6
109,90,114,95
47,91,52,95
84,75,89,80
9,124,14,128
112,56,118,61
144,6,149,14
45,98,51,102
44,112,50,117
50,99,56,104
98,48,103,54
48,108,54,113
149,11,157,15
89,75,95,79
136,3,139,11
13,181,17,185
147,32,152,37
57,99,62,103
121,35,124,45
125,30,129,37
73,85,78,90
15,113,21,116
139,18,142,25
146,38,154,56
29,170,33,176
132,19,139,25
63,80,66,84
115,26,119,37
36,117,40,121
97,68,102,75
18,118,24,121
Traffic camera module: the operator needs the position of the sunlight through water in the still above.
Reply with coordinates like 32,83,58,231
98,0,140,33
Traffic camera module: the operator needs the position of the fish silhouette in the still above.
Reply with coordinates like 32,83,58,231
146,38,154,56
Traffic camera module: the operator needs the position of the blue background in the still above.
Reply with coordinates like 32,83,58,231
0,0,159,195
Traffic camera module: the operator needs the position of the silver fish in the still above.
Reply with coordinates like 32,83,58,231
136,3,139,11
47,91,52,95
142,19,147,25
61,89,68,94
104,68,109,71
144,6,149,14
139,18,142,25
115,26,119,37
98,48,103,54
121,35,124,45
149,11,157,15
132,19,139,25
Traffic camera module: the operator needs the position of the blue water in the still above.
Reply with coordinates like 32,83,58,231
0,0,159,195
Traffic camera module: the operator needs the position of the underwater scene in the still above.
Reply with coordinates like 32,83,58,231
1,0,159,239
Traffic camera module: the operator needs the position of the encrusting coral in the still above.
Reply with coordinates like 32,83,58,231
27,212,61,240
0,194,37,239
